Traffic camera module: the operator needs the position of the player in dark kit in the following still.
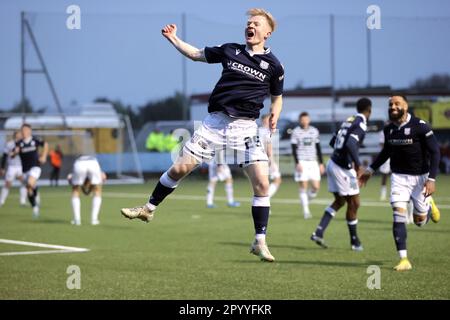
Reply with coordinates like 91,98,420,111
121,9,284,262
310,98,372,251
12,123,49,219
359,95,441,271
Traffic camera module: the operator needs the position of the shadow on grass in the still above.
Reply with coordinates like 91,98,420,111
219,241,309,251
232,259,387,268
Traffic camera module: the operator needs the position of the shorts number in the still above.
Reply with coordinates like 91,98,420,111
244,136,261,150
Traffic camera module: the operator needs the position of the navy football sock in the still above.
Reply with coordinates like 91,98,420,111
252,206,270,235
149,181,176,206
28,191,36,207
315,210,334,238
148,172,179,206
347,219,360,246
393,222,407,251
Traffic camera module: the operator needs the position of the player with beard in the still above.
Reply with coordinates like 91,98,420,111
359,95,441,271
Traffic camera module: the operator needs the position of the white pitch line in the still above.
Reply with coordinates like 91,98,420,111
0,239,89,257
102,192,450,209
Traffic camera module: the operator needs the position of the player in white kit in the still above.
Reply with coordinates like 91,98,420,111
0,131,27,207
206,160,240,208
260,114,282,198
69,155,105,226
290,112,324,219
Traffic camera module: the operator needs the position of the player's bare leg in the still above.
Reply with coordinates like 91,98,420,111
91,185,102,225
245,161,275,262
309,180,320,199
121,151,200,222
225,176,240,207
0,180,12,206
299,181,312,219
311,193,346,248
18,176,27,206
71,186,82,225
268,176,281,198
380,173,388,201
26,176,40,219
206,179,217,208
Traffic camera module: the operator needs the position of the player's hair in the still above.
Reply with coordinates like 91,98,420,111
21,123,32,129
390,93,408,102
247,8,276,32
356,97,372,113
299,112,309,118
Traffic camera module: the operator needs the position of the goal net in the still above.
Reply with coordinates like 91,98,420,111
0,114,144,186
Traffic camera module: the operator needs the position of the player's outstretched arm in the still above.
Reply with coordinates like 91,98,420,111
269,95,282,134
161,24,206,62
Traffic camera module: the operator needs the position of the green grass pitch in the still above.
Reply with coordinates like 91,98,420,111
0,175,449,299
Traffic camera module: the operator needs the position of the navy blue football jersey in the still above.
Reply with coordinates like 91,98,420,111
16,136,45,172
330,114,367,169
371,114,440,178
204,43,284,119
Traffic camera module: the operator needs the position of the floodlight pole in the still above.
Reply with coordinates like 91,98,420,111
366,27,372,87
20,12,26,122
330,14,337,130
20,12,68,128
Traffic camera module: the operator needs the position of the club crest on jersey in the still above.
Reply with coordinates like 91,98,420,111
404,128,411,135
259,60,269,70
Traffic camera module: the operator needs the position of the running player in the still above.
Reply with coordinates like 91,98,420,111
13,124,48,219
311,98,372,251
291,112,324,219
69,155,105,226
359,95,441,271
260,113,282,198
0,131,27,207
121,8,284,262
206,160,240,208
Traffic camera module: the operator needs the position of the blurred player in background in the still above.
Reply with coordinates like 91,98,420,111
49,145,63,187
13,124,48,219
311,98,372,251
260,114,282,198
359,95,441,271
0,131,27,207
206,160,240,208
378,127,391,201
69,155,105,226
122,8,284,262
291,112,324,219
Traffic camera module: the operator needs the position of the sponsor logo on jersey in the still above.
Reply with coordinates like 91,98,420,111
388,138,413,146
235,48,241,56
227,61,267,82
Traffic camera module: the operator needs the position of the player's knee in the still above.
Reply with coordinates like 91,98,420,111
334,196,346,208
392,203,408,223
253,180,269,196
169,165,189,180
350,197,360,210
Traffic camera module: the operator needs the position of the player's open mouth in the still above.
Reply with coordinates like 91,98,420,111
246,29,255,39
